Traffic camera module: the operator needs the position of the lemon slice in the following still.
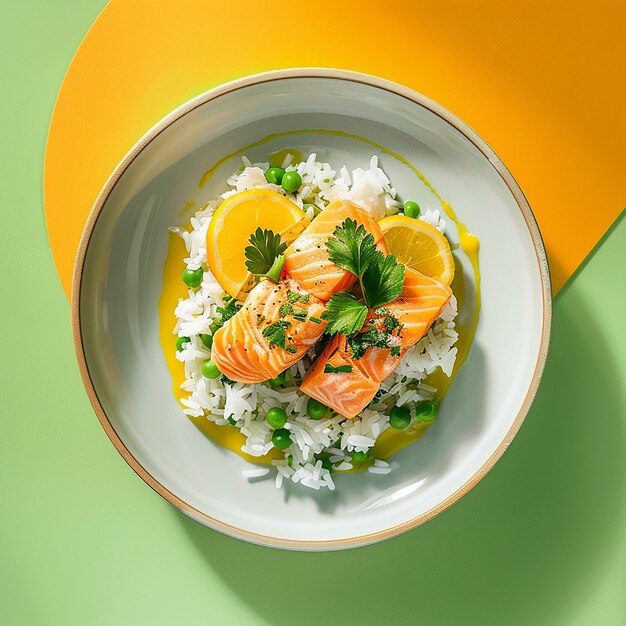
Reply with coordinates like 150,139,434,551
378,215,455,285
207,189,309,298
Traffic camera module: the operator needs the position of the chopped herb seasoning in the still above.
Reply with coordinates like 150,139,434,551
347,327,392,359
383,315,401,332
262,320,291,349
216,297,242,323
324,364,353,374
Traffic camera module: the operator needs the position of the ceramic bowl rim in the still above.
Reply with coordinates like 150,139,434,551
71,68,552,551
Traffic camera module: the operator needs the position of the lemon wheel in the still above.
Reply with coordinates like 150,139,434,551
378,215,455,285
206,189,309,298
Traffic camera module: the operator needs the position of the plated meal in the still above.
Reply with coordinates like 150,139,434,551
163,151,480,491
74,70,549,547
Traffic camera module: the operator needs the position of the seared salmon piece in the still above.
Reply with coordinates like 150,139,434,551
211,278,326,384
299,336,380,419
283,199,387,301
300,267,452,418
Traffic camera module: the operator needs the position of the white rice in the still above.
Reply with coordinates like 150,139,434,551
170,154,459,490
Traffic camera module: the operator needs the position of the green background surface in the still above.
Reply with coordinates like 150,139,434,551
1,2,624,625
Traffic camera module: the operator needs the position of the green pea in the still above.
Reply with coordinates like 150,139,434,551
403,200,421,219
349,449,370,463
307,398,328,420
266,407,288,429
269,371,288,386
200,333,213,349
182,267,203,288
281,170,302,193
415,400,439,422
389,405,411,429
272,428,292,449
265,166,285,185
176,336,191,351
202,359,221,379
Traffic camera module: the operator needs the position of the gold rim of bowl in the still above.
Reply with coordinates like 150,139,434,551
71,68,552,551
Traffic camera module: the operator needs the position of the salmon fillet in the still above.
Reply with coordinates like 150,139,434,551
298,335,380,419
300,267,453,418
211,278,326,383
283,199,387,301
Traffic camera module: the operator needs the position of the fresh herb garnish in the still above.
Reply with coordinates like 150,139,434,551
326,218,378,279
287,290,302,303
322,219,405,336
362,253,405,309
321,292,368,335
309,316,323,324
347,327,392,359
324,364,353,374
292,311,308,322
327,219,405,309
262,320,291,349
390,346,401,357
285,346,298,354
279,304,294,316
244,228,287,281
299,293,310,304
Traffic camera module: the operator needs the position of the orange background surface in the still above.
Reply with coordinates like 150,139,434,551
45,0,625,295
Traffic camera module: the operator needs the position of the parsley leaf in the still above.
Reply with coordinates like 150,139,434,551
326,218,378,278
325,219,405,313
262,320,291,349
361,252,405,309
321,292,368,335
324,364,353,374
347,327,392,359
244,228,287,277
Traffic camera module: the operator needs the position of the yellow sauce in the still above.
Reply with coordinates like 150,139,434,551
160,129,481,468
268,148,305,168
158,235,281,464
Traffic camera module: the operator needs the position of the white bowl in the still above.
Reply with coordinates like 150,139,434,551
73,69,551,550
